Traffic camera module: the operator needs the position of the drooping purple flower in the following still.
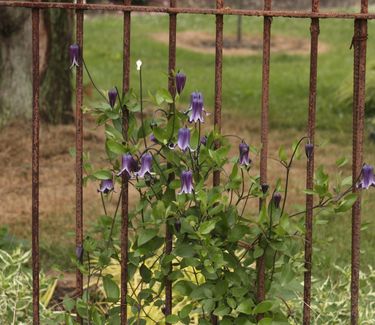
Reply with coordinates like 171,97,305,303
178,170,194,195
76,245,83,261
150,133,157,143
305,143,314,159
188,92,207,123
69,44,79,69
272,192,282,209
135,153,153,178
176,72,187,95
357,164,375,189
108,88,118,108
177,127,193,151
239,142,251,166
200,136,208,146
98,179,114,194
174,219,181,233
117,154,137,177
261,184,269,194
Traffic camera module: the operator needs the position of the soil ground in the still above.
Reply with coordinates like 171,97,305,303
151,31,330,56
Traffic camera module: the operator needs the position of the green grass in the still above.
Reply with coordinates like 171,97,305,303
69,13,375,275
83,13,375,131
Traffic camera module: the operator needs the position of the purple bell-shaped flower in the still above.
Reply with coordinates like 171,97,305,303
239,142,251,166
178,170,194,195
117,154,137,177
305,143,314,159
176,72,186,95
188,92,208,123
135,153,153,178
108,88,118,108
98,179,114,194
177,127,193,152
357,164,375,189
272,192,282,209
69,44,80,69
200,135,208,146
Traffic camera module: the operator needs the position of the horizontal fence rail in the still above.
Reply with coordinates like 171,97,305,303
0,1,375,19
0,0,368,324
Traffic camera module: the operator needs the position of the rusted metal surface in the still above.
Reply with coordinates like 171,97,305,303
31,4,40,324
121,1,131,324
2,1,375,19
213,0,223,188
75,3,84,324
303,1,320,324
165,1,176,323
211,2,223,323
351,1,367,324
256,0,272,317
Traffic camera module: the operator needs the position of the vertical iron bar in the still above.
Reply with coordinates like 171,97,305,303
165,0,176,323
121,1,131,324
256,0,271,318
211,1,223,324
75,2,84,323
213,0,223,187
351,1,367,324
303,1,320,324
31,4,40,325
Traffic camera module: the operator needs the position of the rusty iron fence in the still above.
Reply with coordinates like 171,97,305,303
0,0,370,324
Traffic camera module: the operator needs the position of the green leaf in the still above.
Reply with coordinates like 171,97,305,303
63,296,75,312
179,305,193,319
157,88,174,104
199,220,217,235
253,246,264,259
278,146,288,163
236,300,254,315
140,264,152,283
165,315,179,324
336,157,348,168
103,276,120,302
213,303,231,317
106,139,126,155
253,300,273,314
258,318,273,325
137,228,158,246
335,193,357,213
92,170,112,180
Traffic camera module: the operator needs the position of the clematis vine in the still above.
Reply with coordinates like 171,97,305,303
135,153,153,178
188,92,208,123
69,44,80,69
357,164,375,189
176,72,186,95
117,154,137,177
239,142,251,166
178,170,194,195
98,179,114,194
177,127,194,152
108,88,118,108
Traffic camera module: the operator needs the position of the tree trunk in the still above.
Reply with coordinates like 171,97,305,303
0,5,73,127
40,5,74,124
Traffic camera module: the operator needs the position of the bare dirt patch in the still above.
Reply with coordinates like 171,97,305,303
152,31,329,56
